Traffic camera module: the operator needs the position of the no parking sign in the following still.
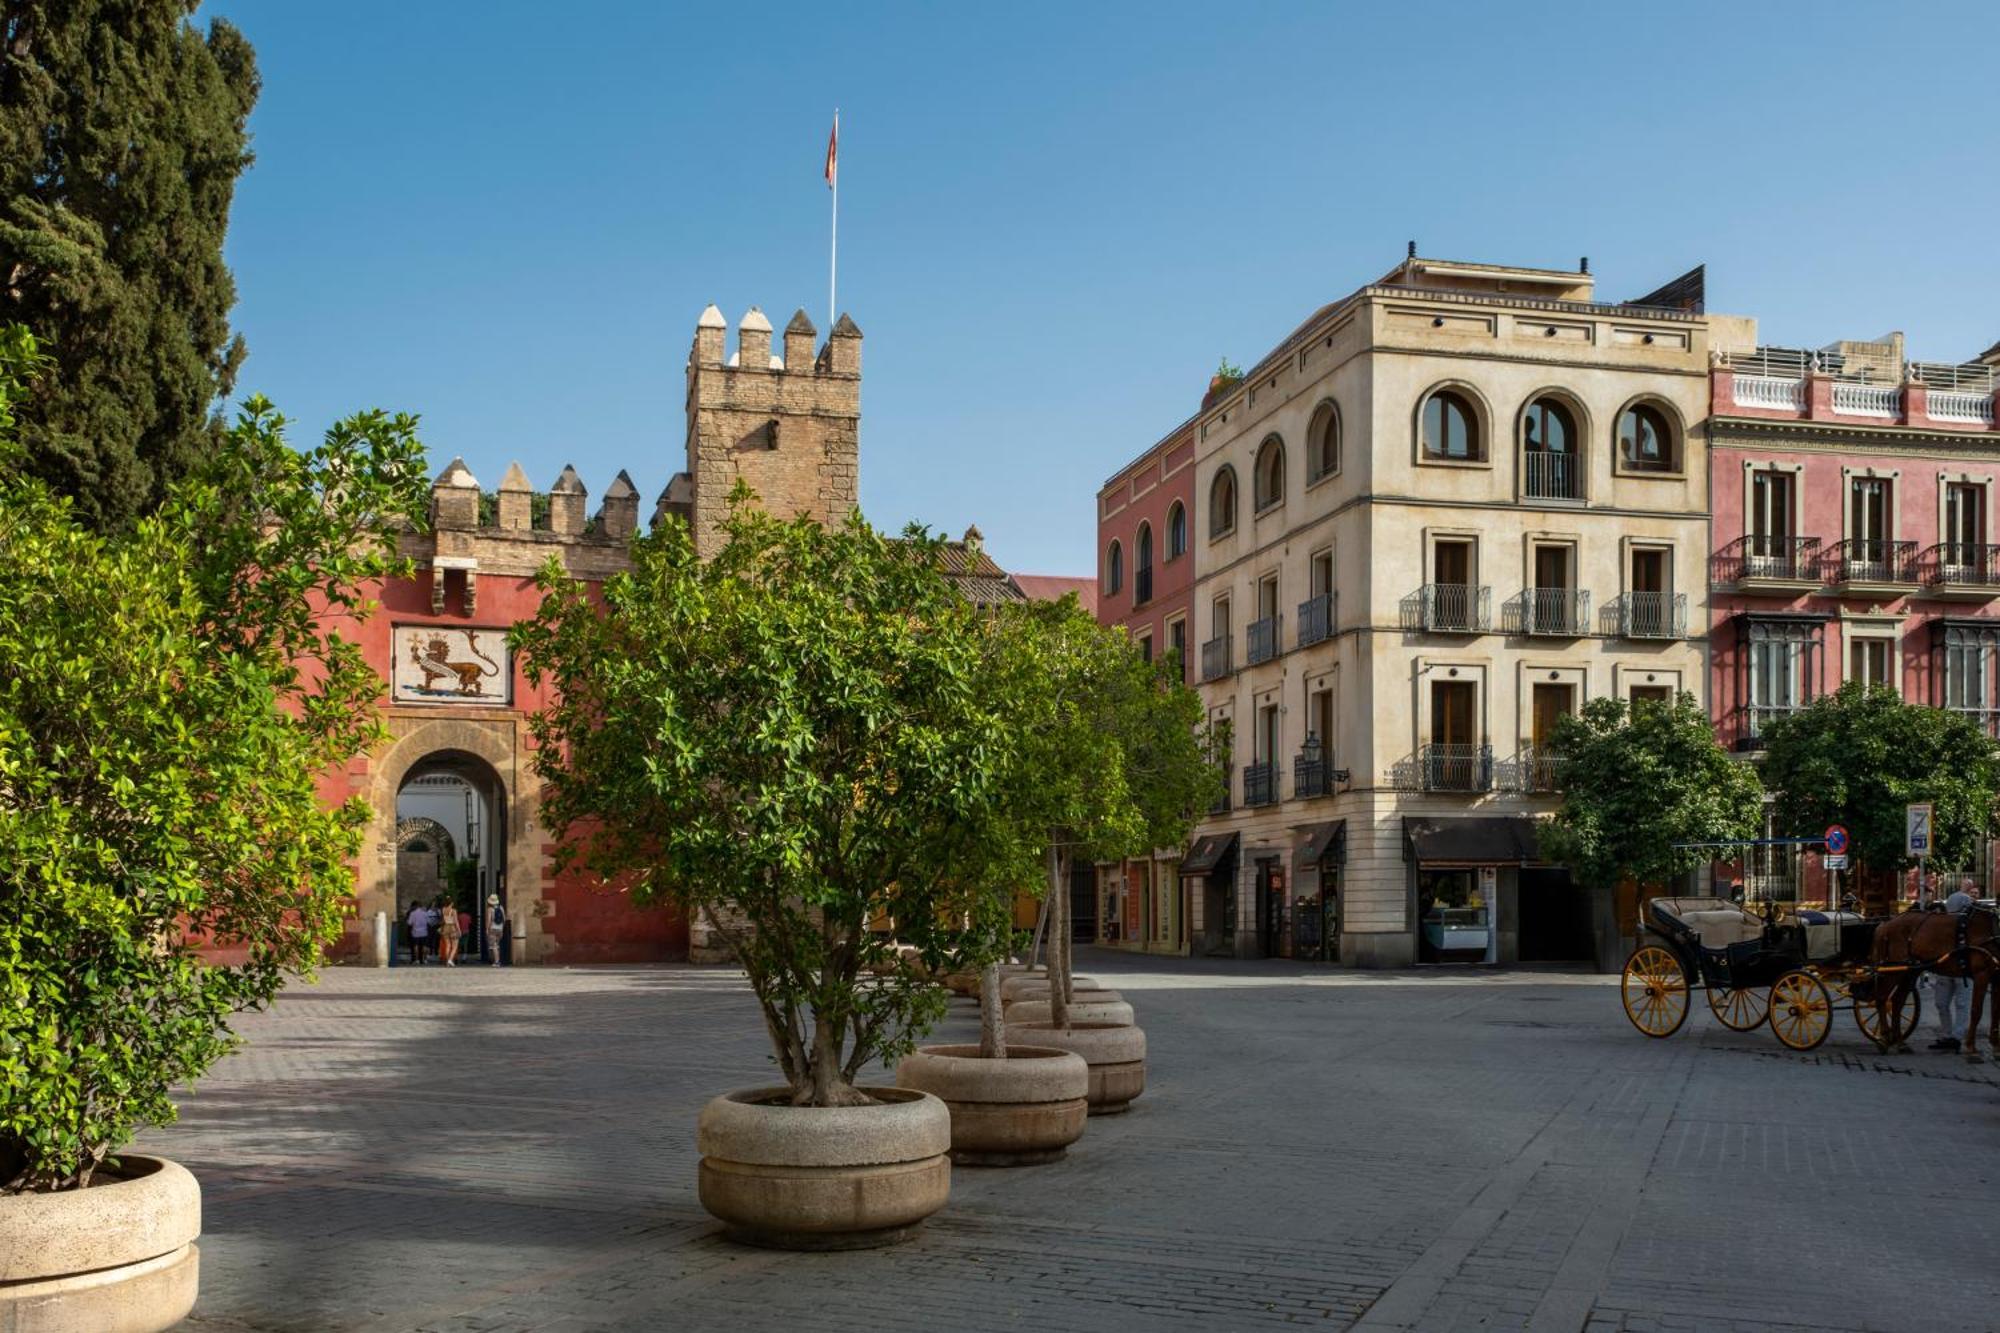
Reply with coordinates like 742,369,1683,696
1824,825,1849,857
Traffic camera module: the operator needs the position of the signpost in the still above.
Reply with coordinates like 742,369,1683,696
1823,825,1850,907
1907,803,1933,903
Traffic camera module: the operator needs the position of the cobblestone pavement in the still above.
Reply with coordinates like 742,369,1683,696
146,950,2000,1332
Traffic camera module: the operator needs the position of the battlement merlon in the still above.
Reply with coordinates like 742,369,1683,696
687,304,863,379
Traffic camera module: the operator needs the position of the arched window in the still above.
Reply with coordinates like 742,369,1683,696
1135,523,1154,604
1209,467,1237,539
1618,402,1677,472
1106,540,1123,595
1421,389,1481,461
1254,435,1285,510
1308,401,1340,481
1521,396,1581,500
1167,501,1187,559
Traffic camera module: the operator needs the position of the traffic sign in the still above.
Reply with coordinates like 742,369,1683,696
1825,853,1849,871
1824,825,1849,856
1907,803,1933,857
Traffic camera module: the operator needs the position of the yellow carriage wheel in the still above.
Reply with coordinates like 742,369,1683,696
1621,946,1690,1038
1706,985,1769,1032
1769,971,1833,1052
1852,977,1922,1050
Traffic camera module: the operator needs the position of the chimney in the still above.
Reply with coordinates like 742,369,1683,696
496,461,532,531
737,306,772,371
549,464,587,535
431,457,480,530
598,469,639,541
783,308,817,373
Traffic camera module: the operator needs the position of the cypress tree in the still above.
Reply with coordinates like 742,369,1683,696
1,2,258,530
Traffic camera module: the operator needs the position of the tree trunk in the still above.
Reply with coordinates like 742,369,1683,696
1059,849,1075,1005
1048,842,1071,1031
978,961,1006,1059
1027,889,1053,971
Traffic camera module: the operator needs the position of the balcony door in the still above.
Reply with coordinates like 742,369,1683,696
1946,483,1984,570
1311,550,1333,599
1849,477,1891,574
1310,688,1334,756
1751,470,1794,562
1431,681,1474,748
1433,539,1474,631
1532,545,1571,633
1530,683,1573,790
1629,547,1669,637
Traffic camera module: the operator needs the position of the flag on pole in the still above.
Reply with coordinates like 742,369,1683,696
824,113,838,189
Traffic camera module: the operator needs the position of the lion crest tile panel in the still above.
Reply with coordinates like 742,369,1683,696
394,626,510,704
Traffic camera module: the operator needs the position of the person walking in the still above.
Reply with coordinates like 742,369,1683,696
486,894,508,965
436,895,462,966
405,900,431,965
1926,882,1977,1052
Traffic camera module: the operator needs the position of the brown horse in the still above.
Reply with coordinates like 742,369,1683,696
1866,906,2000,1060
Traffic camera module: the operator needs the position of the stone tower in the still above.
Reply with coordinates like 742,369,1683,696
676,303,862,558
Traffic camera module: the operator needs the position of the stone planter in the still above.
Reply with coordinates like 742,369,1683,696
1005,1022,1147,1114
696,1086,951,1249
0,1154,200,1333
895,1045,1090,1167
999,972,1092,1003
1004,990,1133,1027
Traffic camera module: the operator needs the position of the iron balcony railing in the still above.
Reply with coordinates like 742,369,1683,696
1922,543,2000,590
1296,592,1335,648
1522,450,1584,500
1518,588,1589,637
1243,761,1278,807
1618,591,1687,639
1517,746,1562,794
1421,743,1492,793
1294,753,1329,798
1415,583,1491,633
1246,614,1281,666
1201,635,1232,682
1712,534,1822,585
1736,703,1803,751
1827,538,1917,585
1209,764,1233,814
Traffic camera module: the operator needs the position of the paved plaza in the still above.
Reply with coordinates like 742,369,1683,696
150,951,2000,1333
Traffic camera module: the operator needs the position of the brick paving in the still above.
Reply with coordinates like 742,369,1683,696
146,950,2000,1332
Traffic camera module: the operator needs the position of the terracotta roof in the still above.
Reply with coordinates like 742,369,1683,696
912,538,1026,608
1008,574,1098,616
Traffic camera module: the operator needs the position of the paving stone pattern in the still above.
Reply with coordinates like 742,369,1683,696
147,953,2000,1332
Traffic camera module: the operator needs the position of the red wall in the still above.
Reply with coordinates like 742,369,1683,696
1097,424,1197,670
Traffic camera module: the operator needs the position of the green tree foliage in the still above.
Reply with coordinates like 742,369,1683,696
0,326,429,1192
1539,693,1764,891
1,2,259,530
511,497,1029,1107
1760,682,2000,877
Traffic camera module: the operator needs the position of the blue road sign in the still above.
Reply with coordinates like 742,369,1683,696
1824,825,1849,856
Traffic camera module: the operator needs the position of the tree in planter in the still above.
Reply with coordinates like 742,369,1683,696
975,597,1222,1050
1539,692,1765,907
510,494,1025,1107
1760,683,2000,898
0,326,430,1191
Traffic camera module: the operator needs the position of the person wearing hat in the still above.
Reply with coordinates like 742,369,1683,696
485,893,508,965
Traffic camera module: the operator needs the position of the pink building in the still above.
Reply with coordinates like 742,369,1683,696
1709,333,2000,900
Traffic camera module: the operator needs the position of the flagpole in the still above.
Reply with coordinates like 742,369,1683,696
828,109,839,329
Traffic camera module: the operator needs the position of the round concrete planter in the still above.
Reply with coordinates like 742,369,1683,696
0,1154,200,1333
1004,1022,1147,1115
696,1086,951,1249
999,973,1093,1003
1004,990,1133,1027
895,1045,1090,1167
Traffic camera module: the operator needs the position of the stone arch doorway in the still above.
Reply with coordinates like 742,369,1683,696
394,749,509,964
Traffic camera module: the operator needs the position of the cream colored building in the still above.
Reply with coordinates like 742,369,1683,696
1183,254,1719,969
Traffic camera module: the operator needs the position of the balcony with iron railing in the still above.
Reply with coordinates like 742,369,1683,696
1293,735,1336,799
1921,543,2000,599
1735,703,1803,752
1617,590,1687,639
1201,635,1232,682
1516,745,1562,794
1243,761,1278,808
1405,583,1492,633
1521,450,1584,501
1296,592,1335,648
1513,587,1589,637
1421,743,1493,793
1711,535,1822,589
1246,614,1281,666
1826,538,1917,590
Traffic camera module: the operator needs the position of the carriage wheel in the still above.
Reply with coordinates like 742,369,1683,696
1621,946,1689,1038
1769,971,1834,1052
1706,985,1769,1032
1852,978,1923,1050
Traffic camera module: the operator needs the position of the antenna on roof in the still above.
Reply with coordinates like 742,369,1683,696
1407,240,1417,260
1580,256,1590,274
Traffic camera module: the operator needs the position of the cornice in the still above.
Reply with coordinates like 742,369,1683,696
1710,414,2000,457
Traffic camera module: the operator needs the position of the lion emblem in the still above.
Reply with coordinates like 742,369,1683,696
410,631,501,696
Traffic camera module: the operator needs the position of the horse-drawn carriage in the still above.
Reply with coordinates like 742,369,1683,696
1619,896,1927,1051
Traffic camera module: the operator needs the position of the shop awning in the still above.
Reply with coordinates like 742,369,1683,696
1293,821,1346,874
1403,816,1543,866
1181,831,1239,876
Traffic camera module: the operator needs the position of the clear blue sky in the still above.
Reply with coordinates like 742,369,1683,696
203,1,2000,576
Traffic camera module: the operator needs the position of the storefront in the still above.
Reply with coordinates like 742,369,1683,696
1403,817,1569,966
1183,831,1239,958
1290,820,1344,963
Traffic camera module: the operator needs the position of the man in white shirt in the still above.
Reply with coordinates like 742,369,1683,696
406,901,432,965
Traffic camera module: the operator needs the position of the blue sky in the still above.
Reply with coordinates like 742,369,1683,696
205,1,2000,576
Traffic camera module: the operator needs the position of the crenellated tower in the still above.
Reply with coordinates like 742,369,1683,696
674,303,862,558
